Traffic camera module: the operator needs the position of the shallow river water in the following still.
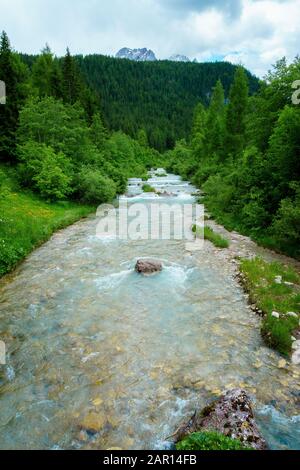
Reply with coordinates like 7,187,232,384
0,173,299,450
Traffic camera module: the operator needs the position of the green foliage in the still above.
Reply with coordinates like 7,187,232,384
63,55,259,151
90,112,108,150
0,167,92,276
62,47,84,105
205,80,226,159
142,184,156,193
17,141,72,201
226,67,249,156
193,225,229,248
76,167,117,204
33,153,72,201
31,45,62,98
0,31,28,162
17,96,90,162
166,56,300,260
137,129,149,147
240,257,300,355
176,432,252,451
271,183,300,258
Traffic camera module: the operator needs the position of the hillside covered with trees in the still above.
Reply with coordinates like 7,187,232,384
20,53,260,151
165,58,300,259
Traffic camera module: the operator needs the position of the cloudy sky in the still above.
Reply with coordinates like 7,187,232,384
1,0,299,76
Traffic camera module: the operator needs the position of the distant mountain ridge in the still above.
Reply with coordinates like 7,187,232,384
116,48,157,62
168,54,191,63
116,48,193,63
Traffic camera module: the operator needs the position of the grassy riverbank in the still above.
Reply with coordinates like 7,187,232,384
0,170,94,277
192,224,229,249
240,258,300,356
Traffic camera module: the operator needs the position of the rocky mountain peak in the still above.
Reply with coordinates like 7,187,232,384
116,48,157,62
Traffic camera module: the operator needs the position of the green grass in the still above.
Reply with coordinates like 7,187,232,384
193,224,229,249
142,184,156,193
202,197,300,260
0,183,93,277
240,257,300,356
176,431,252,451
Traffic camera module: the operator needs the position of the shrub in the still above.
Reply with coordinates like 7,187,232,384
142,184,156,193
17,142,73,200
176,432,252,451
33,155,72,201
76,167,117,204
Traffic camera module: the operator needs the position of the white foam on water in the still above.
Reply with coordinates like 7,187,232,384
95,269,131,290
163,265,190,284
6,365,15,381
81,352,101,363
258,405,300,425
153,396,190,450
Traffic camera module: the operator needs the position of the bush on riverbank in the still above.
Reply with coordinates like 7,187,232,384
176,431,252,451
240,257,300,356
0,169,93,276
142,184,156,193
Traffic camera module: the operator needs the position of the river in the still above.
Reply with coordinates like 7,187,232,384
0,172,299,450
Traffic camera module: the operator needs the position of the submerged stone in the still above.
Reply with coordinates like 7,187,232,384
135,259,162,275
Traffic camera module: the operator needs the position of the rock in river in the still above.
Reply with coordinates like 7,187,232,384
135,259,162,275
172,389,267,450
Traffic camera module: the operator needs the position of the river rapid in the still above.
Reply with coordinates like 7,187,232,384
0,172,299,450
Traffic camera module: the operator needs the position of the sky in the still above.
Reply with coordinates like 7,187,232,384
1,0,299,77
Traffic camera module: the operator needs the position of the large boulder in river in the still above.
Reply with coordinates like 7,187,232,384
135,259,162,275
172,389,267,450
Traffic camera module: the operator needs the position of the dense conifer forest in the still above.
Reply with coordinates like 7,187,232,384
20,52,260,151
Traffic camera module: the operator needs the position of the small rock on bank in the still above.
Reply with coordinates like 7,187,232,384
172,389,267,450
135,259,162,275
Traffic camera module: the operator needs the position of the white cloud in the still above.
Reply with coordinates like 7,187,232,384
0,0,299,77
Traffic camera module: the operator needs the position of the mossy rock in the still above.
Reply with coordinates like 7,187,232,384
176,431,253,451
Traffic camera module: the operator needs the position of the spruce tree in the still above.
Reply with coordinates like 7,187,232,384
137,128,148,147
0,31,19,161
31,44,62,99
205,80,225,159
90,112,108,150
191,102,207,159
62,48,83,104
226,66,249,156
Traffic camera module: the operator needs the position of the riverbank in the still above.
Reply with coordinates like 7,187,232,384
200,218,300,360
0,184,94,277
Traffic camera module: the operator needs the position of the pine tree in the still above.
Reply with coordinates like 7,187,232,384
31,45,52,95
226,66,249,156
0,31,19,161
90,112,108,150
62,48,83,104
191,102,207,159
137,128,148,147
205,80,225,159
50,60,63,100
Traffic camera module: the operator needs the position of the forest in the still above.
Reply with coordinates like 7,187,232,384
164,58,300,259
20,52,260,151
0,32,160,274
